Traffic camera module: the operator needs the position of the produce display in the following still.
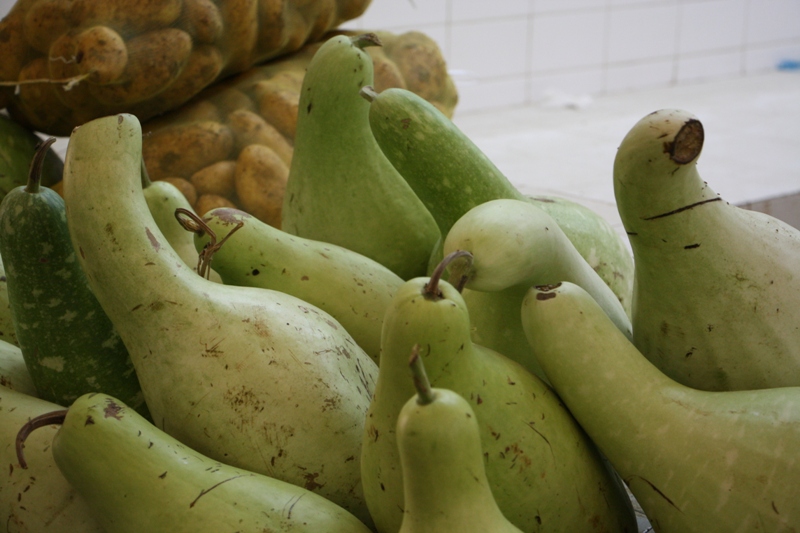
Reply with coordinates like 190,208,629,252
0,0,373,135
0,7,798,532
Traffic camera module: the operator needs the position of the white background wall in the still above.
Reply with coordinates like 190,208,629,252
345,0,800,113
2,0,798,114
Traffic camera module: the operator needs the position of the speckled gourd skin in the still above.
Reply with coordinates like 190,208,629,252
196,207,404,365
281,34,440,280
0,338,36,396
0,169,146,413
0,385,104,533
521,282,800,532
396,387,523,533
614,109,800,391
63,113,378,526
361,277,637,533
51,393,374,533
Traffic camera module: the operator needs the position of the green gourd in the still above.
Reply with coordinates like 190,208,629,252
16,393,374,533
614,109,800,391
0,113,63,200
63,113,378,527
0,253,19,346
361,254,637,533
1,385,103,533
521,281,800,532
0,338,36,396
361,85,633,307
0,138,147,414
442,198,631,381
141,163,222,283
395,351,522,533
282,34,440,280
190,207,404,364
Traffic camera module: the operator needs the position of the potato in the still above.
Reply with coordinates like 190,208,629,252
181,0,223,44
218,0,259,75
89,28,192,106
234,144,288,228
159,177,197,206
190,160,237,198
129,44,223,118
72,25,129,84
253,79,299,140
226,109,293,164
13,57,74,133
142,121,234,180
0,8,33,84
195,193,237,216
381,31,451,105
22,0,72,53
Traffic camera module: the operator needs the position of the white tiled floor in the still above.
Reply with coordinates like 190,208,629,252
450,69,800,243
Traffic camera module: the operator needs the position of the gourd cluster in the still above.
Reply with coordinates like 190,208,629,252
1,10,799,533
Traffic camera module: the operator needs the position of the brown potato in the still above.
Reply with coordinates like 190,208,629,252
0,8,33,83
73,25,128,84
381,31,450,104
253,79,299,140
217,0,259,75
22,0,72,53
13,57,75,134
72,0,183,37
180,0,223,44
195,193,237,216
89,28,192,106
129,44,223,117
234,144,288,228
142,121,234,180
226,109,293,164
159,177,197,206
190,160,237,198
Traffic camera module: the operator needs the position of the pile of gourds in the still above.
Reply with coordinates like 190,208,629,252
1,18,800,533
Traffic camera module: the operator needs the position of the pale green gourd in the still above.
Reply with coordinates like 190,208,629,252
0,385,103,533
615,109,800,391
141,166,222,283
395,353,522,533
442,198,632,381
361,257,637,533
20,393,374,533
191,207,404,364
62,113,378,527
282,34,440,280
521,281,800,532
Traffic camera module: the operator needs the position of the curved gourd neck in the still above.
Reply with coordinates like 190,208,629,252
64,115,213,308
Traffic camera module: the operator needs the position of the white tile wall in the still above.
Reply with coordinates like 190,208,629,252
343,0,800,114
1,0,798,115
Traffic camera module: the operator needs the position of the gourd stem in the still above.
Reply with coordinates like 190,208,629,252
16,409,68,468
425,250,473,299
360,85,379,103
175,207,243,279
351,33,382,50
24,137,56,194
409,344,435,406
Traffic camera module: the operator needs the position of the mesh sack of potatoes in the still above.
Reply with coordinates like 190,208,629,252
0,0,372,136
133,29,457,228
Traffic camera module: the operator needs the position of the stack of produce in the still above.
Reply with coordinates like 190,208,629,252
0,17,799,533
0,0,373,135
